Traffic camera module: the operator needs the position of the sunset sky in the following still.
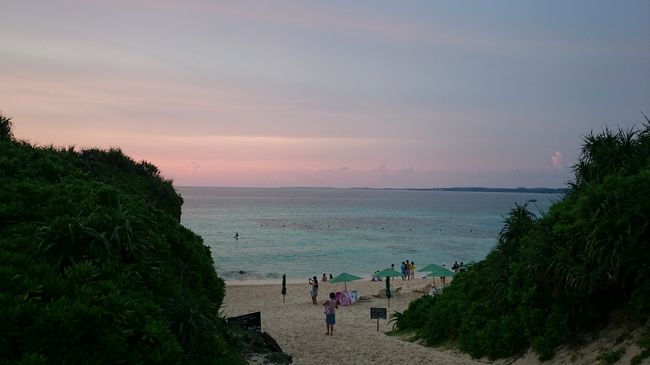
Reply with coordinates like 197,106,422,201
2,1,649,188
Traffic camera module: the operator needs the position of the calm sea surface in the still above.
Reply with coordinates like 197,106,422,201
177,187,558,282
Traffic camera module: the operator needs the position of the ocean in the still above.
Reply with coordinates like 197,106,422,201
177,187,558,283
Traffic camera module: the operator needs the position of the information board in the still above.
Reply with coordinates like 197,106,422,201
228,311,261,332
370,307,387,320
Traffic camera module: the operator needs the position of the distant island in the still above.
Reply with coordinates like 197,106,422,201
351,187,566,194
427,187,566,194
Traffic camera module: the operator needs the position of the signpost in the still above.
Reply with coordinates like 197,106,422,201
370,307,387,332
228,311,261,332
281,274,287,303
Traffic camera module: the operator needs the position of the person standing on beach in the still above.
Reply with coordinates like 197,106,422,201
309,276,319,305
400,261,406,280
323,292,339,335
410,261,416,279
405,260,411,281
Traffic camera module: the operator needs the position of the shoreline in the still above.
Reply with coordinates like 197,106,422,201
224,275,377,286
223,274,438,287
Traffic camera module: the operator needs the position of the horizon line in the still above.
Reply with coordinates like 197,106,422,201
174,185,567,191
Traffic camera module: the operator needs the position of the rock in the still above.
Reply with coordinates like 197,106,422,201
239,330,292,364
264,352,292,365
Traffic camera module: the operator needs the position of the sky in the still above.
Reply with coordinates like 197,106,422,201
2,1,649,188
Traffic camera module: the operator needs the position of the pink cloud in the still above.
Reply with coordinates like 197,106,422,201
551,152,564,169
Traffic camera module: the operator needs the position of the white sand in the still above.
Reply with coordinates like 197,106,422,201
222,277,482,365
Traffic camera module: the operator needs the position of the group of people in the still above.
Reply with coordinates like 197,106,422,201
309,275,339,336
371,261,417,281
400,260,416,280
451,261,465,273
321,273,333,282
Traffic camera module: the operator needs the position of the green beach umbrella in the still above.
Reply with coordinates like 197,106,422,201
425,267,455,278
374,268,402,278
329,272,363,290
421,264,455,277
281,274,286,303
426,266,455,288
419,263,440,273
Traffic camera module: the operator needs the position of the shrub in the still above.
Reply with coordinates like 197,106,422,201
392,121,650,360
0,113,245,364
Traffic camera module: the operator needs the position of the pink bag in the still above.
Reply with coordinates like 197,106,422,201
324,302,333,315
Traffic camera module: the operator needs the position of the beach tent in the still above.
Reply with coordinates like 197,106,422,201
329,272,363,290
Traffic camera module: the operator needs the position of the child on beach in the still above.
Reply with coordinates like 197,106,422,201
323,292,339,335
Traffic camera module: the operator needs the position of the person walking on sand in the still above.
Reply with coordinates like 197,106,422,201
323,292,339,335
309,276,319,305
322,273,328,282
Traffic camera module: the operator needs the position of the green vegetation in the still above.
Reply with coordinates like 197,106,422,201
392,121,650,360
597,347,626,365
0,114,244,364
631,330,650,365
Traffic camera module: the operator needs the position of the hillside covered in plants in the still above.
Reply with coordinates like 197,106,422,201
392,121,650,362
0,114,245,364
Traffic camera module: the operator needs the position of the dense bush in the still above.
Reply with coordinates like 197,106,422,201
392,120,650,360
0,114,244,364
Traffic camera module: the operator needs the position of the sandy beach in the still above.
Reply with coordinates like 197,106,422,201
224,278,650,365
222,277,482,365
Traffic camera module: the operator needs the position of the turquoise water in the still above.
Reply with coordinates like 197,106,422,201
177,187,557,281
